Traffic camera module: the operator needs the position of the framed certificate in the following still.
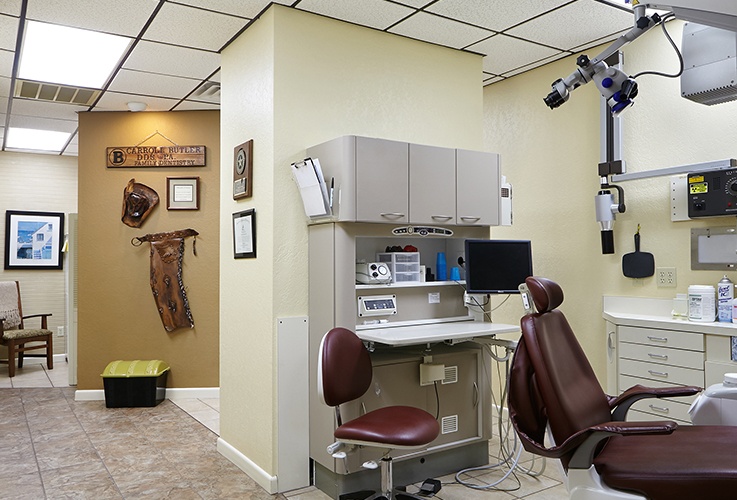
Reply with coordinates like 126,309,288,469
167,176,200,210
232,208,256,259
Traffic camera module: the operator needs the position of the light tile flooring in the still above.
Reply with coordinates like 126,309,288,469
0,360,568,500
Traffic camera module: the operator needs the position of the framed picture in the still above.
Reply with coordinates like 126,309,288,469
232,208,256,259
167,176,200,210
233,139,253,200
4,210,65,270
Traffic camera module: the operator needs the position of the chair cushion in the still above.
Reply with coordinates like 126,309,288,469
2,328,52,341
525,276,564,312
335,406,440,448
595,425,737,500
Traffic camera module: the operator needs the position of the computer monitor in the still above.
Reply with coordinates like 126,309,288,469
463,239,533,294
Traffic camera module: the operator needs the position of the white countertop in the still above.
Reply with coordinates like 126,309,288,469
603,295,737,337
355,320,519,346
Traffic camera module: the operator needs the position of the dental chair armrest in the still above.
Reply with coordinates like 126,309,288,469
608,384,702,421
514,418,677,465
568,420,679,470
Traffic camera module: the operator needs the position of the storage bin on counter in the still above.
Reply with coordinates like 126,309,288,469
101,360,170,408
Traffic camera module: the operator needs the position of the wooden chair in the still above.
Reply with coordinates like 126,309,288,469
0,281,53,377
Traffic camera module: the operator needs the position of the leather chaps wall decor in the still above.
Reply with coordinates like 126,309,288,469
132,228,199,332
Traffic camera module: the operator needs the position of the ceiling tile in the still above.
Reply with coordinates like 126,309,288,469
11,98,87,121
209,70,221,83
26,0,159,37
0,49,13,78
426,0,569,32
175,100,220,111
143,2,250,51
0,0,21,16
503,52,570,77
9,114,78,133
468,34,561,75
0,14,18,51
388,11,494,50
172,0,292,18
94,91,180,112
0,75,10,98
297,0,414,31
123,41,220,80
507,0,634,50
107,68,201,99
63,142,78,155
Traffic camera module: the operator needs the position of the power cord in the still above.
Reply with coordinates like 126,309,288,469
631,13,682,80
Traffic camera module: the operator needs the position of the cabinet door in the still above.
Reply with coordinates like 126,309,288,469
409,144,456,224
355,137,409,223
456,149,500,226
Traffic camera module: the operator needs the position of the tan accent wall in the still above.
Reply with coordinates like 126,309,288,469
77,110,220,389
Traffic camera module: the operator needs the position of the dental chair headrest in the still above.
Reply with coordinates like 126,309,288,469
525,276,564,313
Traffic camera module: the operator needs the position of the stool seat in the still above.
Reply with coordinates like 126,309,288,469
335,406,439,447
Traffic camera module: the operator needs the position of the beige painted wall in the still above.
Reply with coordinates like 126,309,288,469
0,151,77,356
485,20,737,383
220,5,483,481
77,110,220,389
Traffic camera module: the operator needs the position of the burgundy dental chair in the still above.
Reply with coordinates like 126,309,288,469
318,327,440,500
508,276,737,500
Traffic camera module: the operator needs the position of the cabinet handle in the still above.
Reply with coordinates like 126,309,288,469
649,404,669,414
460,216,481,221
648,370,669,378
648,353,668,360
472,382,479,407
431,215,453,220
607,332,615,351
380,212,405,218
647,336,668,343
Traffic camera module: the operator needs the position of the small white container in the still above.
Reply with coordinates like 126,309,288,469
688,285,716,322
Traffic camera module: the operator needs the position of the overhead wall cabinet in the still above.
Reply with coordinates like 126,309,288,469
307,136,501,226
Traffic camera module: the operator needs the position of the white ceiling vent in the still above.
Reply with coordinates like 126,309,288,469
192,81,220,98
14,79,100,106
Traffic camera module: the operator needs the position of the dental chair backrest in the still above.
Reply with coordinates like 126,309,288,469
509,276,612,470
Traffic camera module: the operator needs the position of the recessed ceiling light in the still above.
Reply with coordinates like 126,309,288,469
6,127,71,152
19,21,130,89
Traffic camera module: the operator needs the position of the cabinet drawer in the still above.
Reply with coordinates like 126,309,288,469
631,397,692,422
618,326,704,351
619,358,704,387
619,374,700,404
627,407,691,424
619,342,704,370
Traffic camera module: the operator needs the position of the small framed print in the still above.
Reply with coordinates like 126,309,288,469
4,210,64,270
233,208,256,259
167,176,200,210
233,139,253,200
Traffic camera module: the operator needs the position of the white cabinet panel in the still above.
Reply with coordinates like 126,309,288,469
355,137,409,223
456,149,500,226
409,143,456,224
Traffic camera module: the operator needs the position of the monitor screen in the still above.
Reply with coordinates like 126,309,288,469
464,239,533,294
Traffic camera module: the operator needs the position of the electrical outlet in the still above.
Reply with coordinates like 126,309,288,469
657,267,677,288
56,326,65,337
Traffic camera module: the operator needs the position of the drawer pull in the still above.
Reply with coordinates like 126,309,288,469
431,215,453,220
648,353,668,360
380,212,406,218
649,404,669,414
460,216,481,221
648,370,669,378
647,336,668,343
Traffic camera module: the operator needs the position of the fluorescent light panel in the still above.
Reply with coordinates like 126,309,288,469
6,127,71,152
19,21,130,89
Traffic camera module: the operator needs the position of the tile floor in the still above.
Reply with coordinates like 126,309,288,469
0,360,568,499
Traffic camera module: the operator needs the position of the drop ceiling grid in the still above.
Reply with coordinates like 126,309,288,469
25,0,157,38
297,0,415,30
171,0,292,19
507,0,634,50
0,15,19,51
389,10,495,50
122,40,220,80
470,34,562,75
143,1,251,51
107,68,203,98
0,0,22,16
426,0,571,32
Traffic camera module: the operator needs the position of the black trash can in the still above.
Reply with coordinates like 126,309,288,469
101,360,170,408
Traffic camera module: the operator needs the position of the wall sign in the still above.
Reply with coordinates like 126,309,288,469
106,146,206,167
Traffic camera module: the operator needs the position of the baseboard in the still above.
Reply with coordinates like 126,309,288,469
74,387,220,401
217,437,278,494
